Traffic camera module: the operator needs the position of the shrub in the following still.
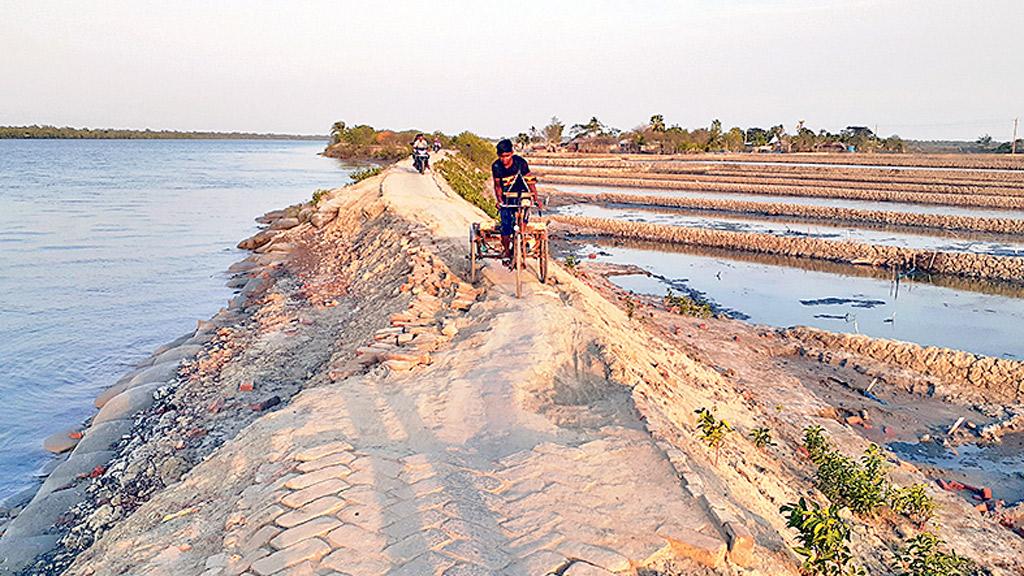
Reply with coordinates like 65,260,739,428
664,288,713,318
694,407,732,465
814,443,889,516
311,188,331,205
436,156,497,218
803,425,832,463
350,166,383,183
781,498,866,576
564,254,580,270
888,484,936,526
750,426,776,449
896,532,984,576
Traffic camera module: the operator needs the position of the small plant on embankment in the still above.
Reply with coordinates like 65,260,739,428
664,288,713,318
564,254,580,271
895,532,985,576
311,188,330,205
694,407,731,465
750,426,777,449
801,426,936,523
888,484,937,526
350,165,383,183
625,296,636,319
781,498,866,576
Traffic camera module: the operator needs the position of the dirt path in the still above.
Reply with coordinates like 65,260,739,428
63,160,728,576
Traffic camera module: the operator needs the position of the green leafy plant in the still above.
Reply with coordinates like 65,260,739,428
896,532,984,576
750,426,776,449
350,165,383,183
815,443,889,516
888,484,936,526
694,407,732,465
564,254,580,271
625,296,636,319
781,498,866,576
663,288,713,318
803,425,832,462
802,427,888,516
311,188,331,205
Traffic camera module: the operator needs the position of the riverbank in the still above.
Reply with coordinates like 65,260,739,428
3,157,1023,575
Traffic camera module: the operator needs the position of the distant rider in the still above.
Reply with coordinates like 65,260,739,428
432,136,442,152
412,134,431,170
491,138,540,264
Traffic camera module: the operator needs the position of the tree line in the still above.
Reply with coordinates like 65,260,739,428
0,125,324,140
514,116,914,154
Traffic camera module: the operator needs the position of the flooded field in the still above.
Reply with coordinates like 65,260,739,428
582,241,1024,360
558,203,1024,257
547,183,1024,220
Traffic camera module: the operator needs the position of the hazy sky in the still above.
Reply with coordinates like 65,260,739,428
2,0,1022,140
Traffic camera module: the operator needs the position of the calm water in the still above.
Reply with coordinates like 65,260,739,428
0,139,354,503
591,244,1024,359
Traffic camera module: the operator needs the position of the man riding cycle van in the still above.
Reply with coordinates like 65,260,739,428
491,138,540,264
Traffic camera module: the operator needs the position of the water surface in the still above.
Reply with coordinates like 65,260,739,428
587,243,1024,359
0,139,353,502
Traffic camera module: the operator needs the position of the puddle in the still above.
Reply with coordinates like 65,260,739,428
549,183,1024,220
890,437,1024,505
583,242,1024,359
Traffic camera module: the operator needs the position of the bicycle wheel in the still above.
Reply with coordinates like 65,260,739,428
468,224,477,283
514,232,523,298
538,236,548,284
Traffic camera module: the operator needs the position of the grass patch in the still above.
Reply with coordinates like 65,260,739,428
350,166,383,183
664,288,713,317
435,131,499,218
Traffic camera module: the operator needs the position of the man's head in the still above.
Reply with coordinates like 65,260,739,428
496,139,514,167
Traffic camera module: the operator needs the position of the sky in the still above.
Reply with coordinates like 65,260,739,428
1,0,1022,141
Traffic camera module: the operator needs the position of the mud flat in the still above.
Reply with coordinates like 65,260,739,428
4,158,1024,576
540,173,1024,210
547,188,1024,235
550,213,1024,283
535,166,1024,197
555,203,1024,257
529,151,1024,171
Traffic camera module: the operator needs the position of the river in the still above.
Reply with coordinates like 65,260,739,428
0,139,354,503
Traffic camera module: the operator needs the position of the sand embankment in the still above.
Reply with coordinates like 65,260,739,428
4,158,1023,575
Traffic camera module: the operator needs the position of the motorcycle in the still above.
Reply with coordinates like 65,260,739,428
413,148,430,174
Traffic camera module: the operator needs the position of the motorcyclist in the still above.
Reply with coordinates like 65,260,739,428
432,136,442,152
491,138,540,265
412,134,431,171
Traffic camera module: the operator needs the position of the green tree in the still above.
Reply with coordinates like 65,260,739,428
330,121,346,144
650,114,666,132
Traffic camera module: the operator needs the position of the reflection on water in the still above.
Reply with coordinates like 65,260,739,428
557,204,1024,258
549,183,1024,220
585,241,1024,359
